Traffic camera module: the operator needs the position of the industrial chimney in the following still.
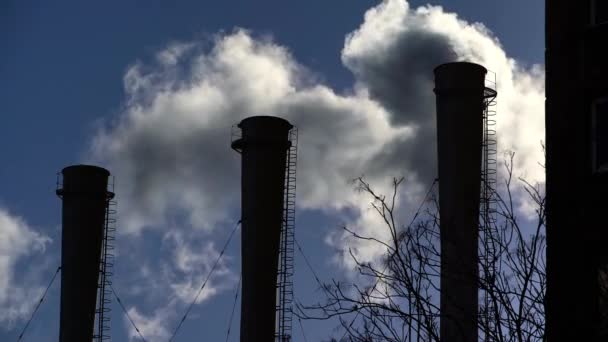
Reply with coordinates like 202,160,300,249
56,165,113,342
232,116,293,341
434,62,488,342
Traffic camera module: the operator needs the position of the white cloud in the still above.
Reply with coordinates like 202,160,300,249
119,227,237,341
333,0,545,265
156,42,195,66
342,0,545,184
91,29,410,235
92,0,545,271
126,307,172,342
163,230,235,304
0,208,51,327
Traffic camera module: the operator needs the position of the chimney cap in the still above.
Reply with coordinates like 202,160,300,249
433,61,487,74
57,164,112,199
434,62,488,95
237,115,293,130
61,164,110,177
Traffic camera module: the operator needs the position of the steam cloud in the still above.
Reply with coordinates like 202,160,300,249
94,0,544,236
89,1,545,338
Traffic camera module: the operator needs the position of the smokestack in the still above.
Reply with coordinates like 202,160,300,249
434,62,487,342
56,165,113,342
232,116,293,341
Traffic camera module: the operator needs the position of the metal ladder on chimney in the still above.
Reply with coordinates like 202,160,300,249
93,179,117,341
481,74,498,340
276,127,298,342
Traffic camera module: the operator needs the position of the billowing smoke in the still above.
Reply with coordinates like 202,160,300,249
91,31,409,235
90,0,544,338
93,0,543,236
343,0,544,184
328,0,545,264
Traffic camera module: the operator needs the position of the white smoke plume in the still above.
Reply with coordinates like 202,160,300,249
91,0,545,326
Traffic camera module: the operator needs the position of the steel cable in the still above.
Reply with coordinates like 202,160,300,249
17,266,61,341
110,284,148,342
224,273,242,342
168,220,241,342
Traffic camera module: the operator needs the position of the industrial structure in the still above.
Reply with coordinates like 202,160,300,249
232,116,298,342
21,4,608,340
546,1,608,340
434,62,496,342
56,165,115,342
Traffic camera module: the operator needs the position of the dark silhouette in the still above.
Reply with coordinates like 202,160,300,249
434,62,488,342
56,165,113,342
297,60,547,340
545,1,608,340
231,116,294,342
298,159,546,341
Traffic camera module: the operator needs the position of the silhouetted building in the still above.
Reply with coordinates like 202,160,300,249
434,62,489,342
232,116,293,342
546,1,608,340
56,165,113,342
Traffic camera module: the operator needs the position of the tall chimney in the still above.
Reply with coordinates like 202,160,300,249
56,165,113,342
232,116,293,341
434,62,487,342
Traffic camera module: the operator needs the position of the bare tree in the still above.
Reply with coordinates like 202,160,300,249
298,154,546,342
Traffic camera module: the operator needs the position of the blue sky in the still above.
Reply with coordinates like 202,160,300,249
1,1,544,341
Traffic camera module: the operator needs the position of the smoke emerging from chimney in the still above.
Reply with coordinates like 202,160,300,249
91,0,544,291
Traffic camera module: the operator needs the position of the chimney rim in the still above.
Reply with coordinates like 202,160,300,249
433,61,488,74
61,164,111,177
237,115,293,130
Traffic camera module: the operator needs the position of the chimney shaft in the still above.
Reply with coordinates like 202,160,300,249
434,62,487,342
57,165,112,342
232,116,293,341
